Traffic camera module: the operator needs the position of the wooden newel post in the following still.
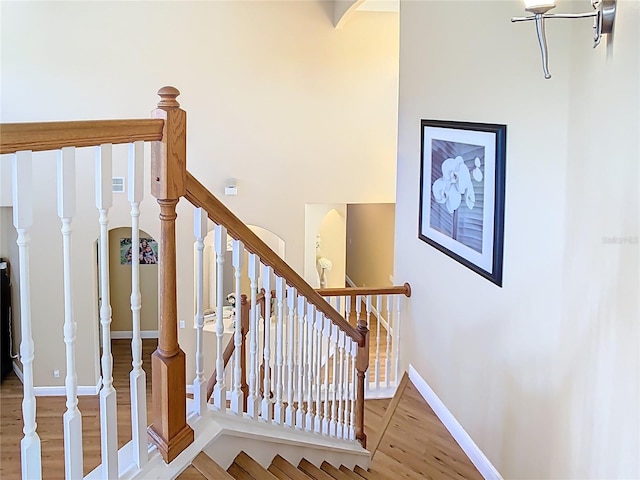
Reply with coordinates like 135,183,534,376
355,316,369,448
147,86,194,463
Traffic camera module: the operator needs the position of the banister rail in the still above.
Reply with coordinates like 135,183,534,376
184,171,364,346
0,119,164,154
316,283,412,298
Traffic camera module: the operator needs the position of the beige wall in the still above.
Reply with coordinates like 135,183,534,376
395,1,638,478
108,228,158,333
346,203,395,288
0,1,399,387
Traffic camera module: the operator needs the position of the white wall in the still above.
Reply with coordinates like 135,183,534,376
0,1,398,386
395,1,638,478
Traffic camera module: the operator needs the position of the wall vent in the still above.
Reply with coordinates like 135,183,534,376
112,177,125,193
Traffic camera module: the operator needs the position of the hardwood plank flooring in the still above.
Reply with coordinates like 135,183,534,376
2,338,482,480
0,338,156,479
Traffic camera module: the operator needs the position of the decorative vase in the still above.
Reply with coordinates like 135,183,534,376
319,268,327,288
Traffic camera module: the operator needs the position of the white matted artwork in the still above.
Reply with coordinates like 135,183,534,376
419,119,506,286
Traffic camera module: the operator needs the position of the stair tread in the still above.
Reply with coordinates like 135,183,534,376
268,464,296,480
298,459,335,480
353,465,375,479
177,465,207,479
234,451,279,480
320,461,351,479
338,465,364,479
271,455,311,480
228,463,255,480
191,452,234,480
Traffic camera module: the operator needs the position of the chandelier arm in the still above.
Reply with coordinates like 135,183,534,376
534,14,552,79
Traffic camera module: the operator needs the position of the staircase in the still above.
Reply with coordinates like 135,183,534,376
181,451,380,480
0,86,410,480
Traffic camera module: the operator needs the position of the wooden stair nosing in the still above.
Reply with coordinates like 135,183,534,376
271,455,311,480
353,465,375,479
338,465,364,480
234,451,279,480
268,464,293,480
298,458,335,480
191,452,234,479
320,461,351,480
227,463,255,480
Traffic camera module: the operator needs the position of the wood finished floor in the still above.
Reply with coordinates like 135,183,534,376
0,339,481,479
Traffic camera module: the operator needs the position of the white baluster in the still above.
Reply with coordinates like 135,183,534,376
96,144,118,478
273,277,285,424
13,151,42,480
314,310,323,433
126,142,147,467
330,322,338,437
375,294,381,391
385,295,391,389
349,339,357,441
305,303,315,431
365,295,371,393
322,316,331,436
341,333,350,440
261,265,273,422
336,330,345,439
57,147,84,478
296,296,306,430
246,254,260,419
345,294,351,327
231,239,245,415
285,287,296,427
395,296,402,385
193,208,208,416
213,224,227,411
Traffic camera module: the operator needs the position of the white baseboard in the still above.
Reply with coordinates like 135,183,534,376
345,275,356,288
13,360,23,382
111,330,159,339
12,362,103,396
408,365,503,480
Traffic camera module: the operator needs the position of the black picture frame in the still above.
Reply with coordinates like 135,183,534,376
418,119,506,286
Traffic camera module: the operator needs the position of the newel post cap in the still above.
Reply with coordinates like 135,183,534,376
157,86,181,108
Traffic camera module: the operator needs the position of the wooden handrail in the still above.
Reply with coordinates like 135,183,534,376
0,119,164,154
184,172,364,346
316,283,412,298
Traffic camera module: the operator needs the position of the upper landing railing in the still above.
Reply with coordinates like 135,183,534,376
0,87,411,479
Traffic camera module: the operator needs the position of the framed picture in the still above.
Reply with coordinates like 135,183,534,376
419,119,506,286
120,237,158,265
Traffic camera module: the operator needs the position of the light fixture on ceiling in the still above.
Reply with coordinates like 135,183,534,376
512,0,616,79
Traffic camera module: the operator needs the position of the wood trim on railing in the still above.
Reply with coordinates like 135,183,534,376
184,172,363,345
0,119,165,154
316,283,412,298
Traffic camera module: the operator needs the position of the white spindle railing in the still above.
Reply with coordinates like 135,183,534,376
330,321,338,437
296,296,306,430
273,277,285,424
261,265,273,422
349,339,357,441
127,141,147,468
13,150,42,480
247,253,260,419
305,303,314,432
314,310,322,433
322,317,331,436
96,144,118,479
285,286,296,427
231,239,244,415
57,147,83,479
213,225,227,411
315,291,406,397
193,208,208,416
